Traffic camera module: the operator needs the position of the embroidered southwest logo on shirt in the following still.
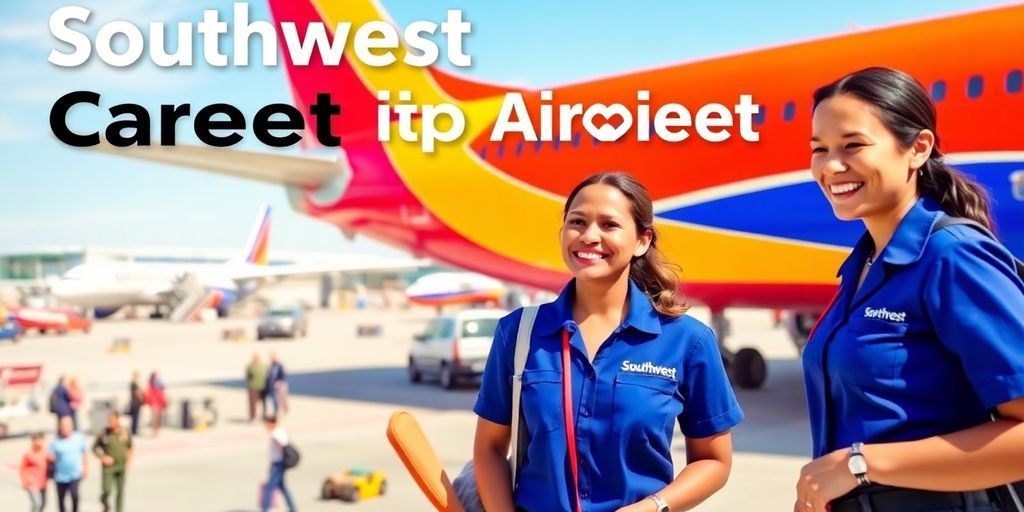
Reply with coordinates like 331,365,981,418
863,307,907,323
620,360,677,379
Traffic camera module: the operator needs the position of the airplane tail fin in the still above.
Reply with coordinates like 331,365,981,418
238,205,271,266
266,0,509,146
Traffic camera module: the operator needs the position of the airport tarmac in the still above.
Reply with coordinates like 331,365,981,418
0,306,811,511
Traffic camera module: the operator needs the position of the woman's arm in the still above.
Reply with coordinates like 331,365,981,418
618,431,734,512
796,397,1024,511
474,417,516,512
865,396,1024,489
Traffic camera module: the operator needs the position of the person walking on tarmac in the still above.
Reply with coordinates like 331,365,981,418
145,372,167,437
51,416,87,512
67,377,83,431
265,353,288,417
49,376,73,434
261,416,297,512
93,411,132,512
246,353,268,422
797,67,1024,512
473,172,744,512
19,432,50,512
127,371,144,436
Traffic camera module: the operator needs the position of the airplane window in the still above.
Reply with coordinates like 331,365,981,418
553,139,561,151
479,146,488,160
592,135,600,146
515,140,524,157
783,101,796,122
754,106,766,126
572,133,581,148
534,139,543,153
931,81,946,102
496,144,505,159
1008,70,1023,94
967,75,984,99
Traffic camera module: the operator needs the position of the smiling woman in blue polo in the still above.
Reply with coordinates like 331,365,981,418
473,172,743,512
797,68,1024,512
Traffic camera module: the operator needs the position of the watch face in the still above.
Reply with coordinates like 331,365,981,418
848,455,867,474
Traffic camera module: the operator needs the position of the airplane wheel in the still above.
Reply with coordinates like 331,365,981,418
732,348,767,389
379,479,387,495
408,359,422,383
321,481,334,500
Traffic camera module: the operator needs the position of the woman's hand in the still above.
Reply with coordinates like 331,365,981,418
794,448,858,512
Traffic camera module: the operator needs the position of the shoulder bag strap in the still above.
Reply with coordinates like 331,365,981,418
509,305,538,487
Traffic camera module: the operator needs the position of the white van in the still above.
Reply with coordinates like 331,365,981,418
408,308,506,389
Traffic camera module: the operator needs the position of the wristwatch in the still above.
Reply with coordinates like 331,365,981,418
646,494,670,512
848,442,871,487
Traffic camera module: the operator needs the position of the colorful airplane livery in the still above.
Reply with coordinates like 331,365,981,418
101,1,1024,387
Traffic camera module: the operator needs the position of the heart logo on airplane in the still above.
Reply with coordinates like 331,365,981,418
583,104,632,142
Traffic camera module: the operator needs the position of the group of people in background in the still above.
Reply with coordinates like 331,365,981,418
245,352,289,422
24,370,164,512
246,352,298,512
20,412,133,512
50,371,167,439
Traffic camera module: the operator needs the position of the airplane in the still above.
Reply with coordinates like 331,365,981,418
405,272,506,308
49,205,428,320
96,1,1024,387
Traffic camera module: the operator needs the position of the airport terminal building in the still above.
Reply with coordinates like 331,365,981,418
0,246,428,313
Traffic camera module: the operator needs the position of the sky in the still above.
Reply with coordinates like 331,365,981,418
0,0,1016,257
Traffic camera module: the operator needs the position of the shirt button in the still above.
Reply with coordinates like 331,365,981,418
581,407,591,417
581,491,590,499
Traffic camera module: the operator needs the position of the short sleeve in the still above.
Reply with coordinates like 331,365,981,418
924,237,1024,409
473,318,514,425
679,327,744,438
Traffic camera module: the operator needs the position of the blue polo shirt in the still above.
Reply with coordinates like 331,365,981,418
50,432,86,484
474,279,743,512
803,197,1024,458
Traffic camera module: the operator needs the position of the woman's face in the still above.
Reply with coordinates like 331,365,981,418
810,94,925,221
561,183,651,283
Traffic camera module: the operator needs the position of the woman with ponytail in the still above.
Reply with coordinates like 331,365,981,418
797,67,1024,512
473,172,742,511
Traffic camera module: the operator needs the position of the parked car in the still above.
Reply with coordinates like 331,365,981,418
257,307,308,340
12,307,91,335
408,308,505,389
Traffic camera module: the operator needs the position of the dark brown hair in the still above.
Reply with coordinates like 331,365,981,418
813,67,994,229
563,172,688,317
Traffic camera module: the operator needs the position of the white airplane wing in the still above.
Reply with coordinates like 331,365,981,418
93,142,343,187
225,258,431,282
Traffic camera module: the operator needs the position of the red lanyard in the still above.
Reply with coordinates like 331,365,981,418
806,287,842,343
562,329,583,512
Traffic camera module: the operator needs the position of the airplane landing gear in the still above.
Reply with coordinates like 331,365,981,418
712,310,768,390
784,312,818,352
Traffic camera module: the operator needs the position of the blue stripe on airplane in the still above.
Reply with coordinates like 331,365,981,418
656,160,1023,257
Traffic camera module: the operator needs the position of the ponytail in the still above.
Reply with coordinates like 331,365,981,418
918,151,994,231
630,242,688,317
563,172,689,317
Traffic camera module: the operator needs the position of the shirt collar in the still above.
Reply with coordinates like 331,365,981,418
836,197,943,279
535,278,662,336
